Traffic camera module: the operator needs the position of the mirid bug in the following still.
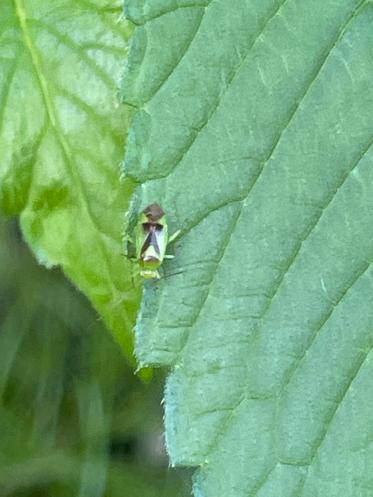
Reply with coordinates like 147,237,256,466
125,203,180,279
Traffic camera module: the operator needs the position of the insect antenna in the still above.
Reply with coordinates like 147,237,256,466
161,269,185,280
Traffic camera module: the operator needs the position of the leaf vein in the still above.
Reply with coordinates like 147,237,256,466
172,0,369,472
29,19,115,88
176,1,368,358
0,55,20,134
13,0,120,293
298,333,373,494
137,2,212,25
155,0,288,178
144,6,207,103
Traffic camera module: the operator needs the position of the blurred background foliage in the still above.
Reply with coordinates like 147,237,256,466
0,213,190,497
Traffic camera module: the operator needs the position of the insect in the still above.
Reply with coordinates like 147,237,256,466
125,203,180,279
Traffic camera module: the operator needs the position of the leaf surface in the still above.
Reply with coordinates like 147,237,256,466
122,0,373,495
0,0,139,354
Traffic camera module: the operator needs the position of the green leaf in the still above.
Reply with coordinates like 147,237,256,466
0,0,140,355
122,0,373,495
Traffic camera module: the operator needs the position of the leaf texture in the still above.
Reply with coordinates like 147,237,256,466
122,0,373,495
0,0,139,354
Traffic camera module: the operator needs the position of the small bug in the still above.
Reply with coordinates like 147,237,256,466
125,203,180,279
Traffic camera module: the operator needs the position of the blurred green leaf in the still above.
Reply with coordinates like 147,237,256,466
0,0,139,355
0,216,191,497
122,1,373,496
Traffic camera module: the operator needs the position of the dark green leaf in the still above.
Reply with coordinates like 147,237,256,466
122,1,373,495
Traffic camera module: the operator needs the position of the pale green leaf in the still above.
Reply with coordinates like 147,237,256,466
122,0,373,495
0,0,140,354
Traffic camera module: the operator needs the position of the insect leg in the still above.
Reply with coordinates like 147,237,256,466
168,230,181,243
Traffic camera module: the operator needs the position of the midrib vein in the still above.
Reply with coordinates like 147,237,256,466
13,0,119,293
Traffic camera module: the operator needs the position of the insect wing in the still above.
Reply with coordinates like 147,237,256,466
134,221,149,261
141,229,159,261
141,225,167,261
154,224,167,261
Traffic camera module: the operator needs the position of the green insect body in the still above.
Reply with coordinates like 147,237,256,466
127,204,179,279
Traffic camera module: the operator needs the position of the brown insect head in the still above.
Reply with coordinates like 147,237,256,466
143,203,165,224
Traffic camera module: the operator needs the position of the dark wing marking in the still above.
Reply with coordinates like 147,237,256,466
141,225,161,258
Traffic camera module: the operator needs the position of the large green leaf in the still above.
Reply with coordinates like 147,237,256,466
122,0,373,495
0,0,139,354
